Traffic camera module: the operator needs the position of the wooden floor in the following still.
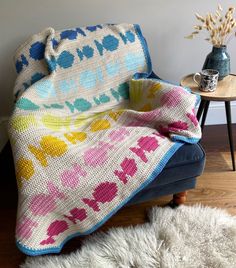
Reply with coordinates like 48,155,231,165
0,124,235,267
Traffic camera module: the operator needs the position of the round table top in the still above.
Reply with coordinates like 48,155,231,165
180,74,236,101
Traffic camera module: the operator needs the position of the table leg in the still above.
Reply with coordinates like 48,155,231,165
200,101,210,132
197,100,206,121
225,101,235,171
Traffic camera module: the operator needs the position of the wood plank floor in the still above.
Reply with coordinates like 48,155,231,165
0,124,235,267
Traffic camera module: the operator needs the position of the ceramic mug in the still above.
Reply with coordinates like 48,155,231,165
193,69,219,92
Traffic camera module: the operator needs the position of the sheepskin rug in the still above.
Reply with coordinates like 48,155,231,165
21,205,236,268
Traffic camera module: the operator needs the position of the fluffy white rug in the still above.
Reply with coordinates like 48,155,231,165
21,205,236,268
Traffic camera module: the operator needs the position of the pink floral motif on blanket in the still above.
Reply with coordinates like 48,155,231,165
82,182,118,211
114,157,137,184
84,142,114,167
61,164,87,189
30,182,66,216
40,220,69,245
187,109,198,127
127,110,162,127
16,216,38,240
64,208,87,224
159,121,189,136
130,136,159,163
160,87,187,108
109,128,130,142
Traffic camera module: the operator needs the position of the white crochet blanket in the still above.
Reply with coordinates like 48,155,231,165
8,24,201,255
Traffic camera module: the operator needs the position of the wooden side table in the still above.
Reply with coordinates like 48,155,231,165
181,74,236,171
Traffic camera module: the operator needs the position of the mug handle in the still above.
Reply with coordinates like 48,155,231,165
193,73,201,86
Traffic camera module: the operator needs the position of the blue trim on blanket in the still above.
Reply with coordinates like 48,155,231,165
171,135,200,144
16,142,184,256
194,92,201,107
133,24,152,79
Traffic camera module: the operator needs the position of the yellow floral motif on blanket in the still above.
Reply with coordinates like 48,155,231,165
64,132,87,144
28,136,68,167
16,157,35,188
74,113,103,128
147,83,162,98
108,110,124,121
42,114,71,131
72,110,123,129
74,115,90,128
12,115,37,132
90,119,111,132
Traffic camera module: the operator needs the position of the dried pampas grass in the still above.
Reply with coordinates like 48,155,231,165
186,4,236,47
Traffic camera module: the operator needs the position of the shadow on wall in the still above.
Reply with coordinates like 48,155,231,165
0,34,26,117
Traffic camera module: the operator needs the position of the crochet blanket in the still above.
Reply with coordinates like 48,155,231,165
8,24,201,256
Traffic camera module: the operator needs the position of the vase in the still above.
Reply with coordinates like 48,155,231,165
202,46,230,80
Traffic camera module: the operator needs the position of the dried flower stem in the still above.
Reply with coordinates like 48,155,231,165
186,4,236,47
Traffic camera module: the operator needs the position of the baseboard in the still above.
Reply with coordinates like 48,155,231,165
204,102,236,125
0,117,9,152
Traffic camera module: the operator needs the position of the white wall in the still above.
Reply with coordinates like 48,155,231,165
0,0,236,124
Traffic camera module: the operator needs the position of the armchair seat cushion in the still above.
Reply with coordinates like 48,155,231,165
152,143,205,186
